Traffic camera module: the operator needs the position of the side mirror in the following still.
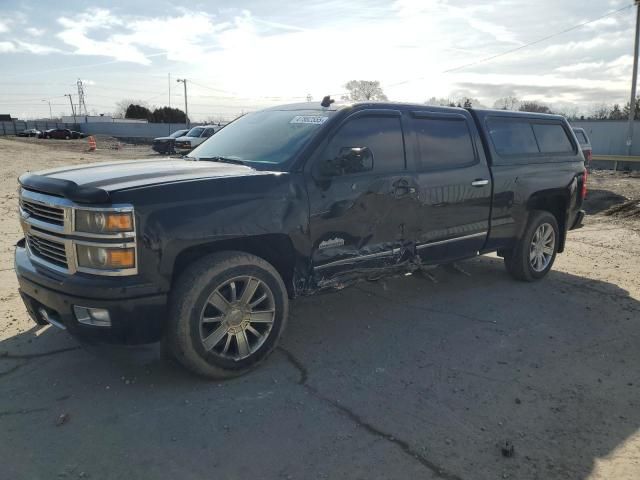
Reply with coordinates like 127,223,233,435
320,147,373,177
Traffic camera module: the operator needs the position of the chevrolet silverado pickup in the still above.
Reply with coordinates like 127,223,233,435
15,100,587,378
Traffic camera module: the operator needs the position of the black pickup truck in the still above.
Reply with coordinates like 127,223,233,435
15,100,586,378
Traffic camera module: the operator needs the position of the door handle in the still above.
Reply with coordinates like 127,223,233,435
471,179,489,187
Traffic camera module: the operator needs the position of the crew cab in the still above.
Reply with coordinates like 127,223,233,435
14,101,586,378
174,125,218,153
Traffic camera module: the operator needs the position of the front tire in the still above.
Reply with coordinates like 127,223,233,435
166,251,289,379
504,210,559,281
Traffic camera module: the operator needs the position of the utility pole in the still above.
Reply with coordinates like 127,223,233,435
41,99,52,119
64,94,76,124
627,0,640,156
176,78,189,127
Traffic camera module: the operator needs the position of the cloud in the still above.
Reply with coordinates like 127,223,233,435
57,9,150,64
25,27,46,37
0,40,60,54
0,41,15,53
0,19,10,33
556,62,605,73
55,9,221,65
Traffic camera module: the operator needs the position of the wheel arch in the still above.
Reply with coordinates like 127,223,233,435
171,234,299,297
525,189,569,252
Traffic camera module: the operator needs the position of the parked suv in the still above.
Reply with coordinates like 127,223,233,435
572,127,592,167
174,125,218,152
15,101,586,378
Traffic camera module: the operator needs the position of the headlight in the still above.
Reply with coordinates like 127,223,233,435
76,245,135,270
75,210,133,234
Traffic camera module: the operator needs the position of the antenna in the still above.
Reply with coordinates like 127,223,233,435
76,79,88,116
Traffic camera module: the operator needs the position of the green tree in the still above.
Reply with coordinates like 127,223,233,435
125,104,152,120
151,107,187,123
622,97,640,120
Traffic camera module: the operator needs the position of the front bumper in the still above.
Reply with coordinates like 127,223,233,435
152,141,173,154
15,242,167,344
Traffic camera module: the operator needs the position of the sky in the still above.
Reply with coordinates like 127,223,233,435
0,0,637,120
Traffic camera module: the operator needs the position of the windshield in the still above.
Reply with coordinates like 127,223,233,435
186,127,205,137
188,109,333,164
170,130,187,139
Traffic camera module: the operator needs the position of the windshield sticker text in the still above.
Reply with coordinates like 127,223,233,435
290,116,328,125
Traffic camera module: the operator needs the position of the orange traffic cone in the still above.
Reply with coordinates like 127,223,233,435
87,136,97,151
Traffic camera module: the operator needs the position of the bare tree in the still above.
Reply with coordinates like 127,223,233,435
493,96,520,110
590,103,611,120
519,101,552,114
342,80,388,101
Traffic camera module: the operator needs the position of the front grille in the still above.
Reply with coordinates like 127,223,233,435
26,234,68,269
21,199,65,226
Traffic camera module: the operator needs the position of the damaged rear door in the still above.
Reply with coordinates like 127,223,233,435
305,109,412,288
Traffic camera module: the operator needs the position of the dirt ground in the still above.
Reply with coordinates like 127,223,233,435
1,137,639,480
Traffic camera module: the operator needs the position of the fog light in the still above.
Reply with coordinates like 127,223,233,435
73,306,111,327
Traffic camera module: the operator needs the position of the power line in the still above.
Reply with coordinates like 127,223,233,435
441,3,634,74
388,3,635,88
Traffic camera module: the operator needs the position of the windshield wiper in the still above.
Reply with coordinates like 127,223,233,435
196,156,247,165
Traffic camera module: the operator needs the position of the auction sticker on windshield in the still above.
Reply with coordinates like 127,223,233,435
290,115,329,125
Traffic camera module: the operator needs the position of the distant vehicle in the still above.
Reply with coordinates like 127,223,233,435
572,127,592,167
39,128,85,140
152,129,190,154
174,126,218,152
17,128,41,137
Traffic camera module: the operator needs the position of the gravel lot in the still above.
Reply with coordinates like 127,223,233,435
1,137,639,479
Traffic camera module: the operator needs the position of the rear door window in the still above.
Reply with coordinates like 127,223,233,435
487,119,539,156
532,124,575,153
412,116,476,170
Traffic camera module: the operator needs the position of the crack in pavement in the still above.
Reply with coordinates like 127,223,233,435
277,347,464,480
0,407,47,418
0,361,28,379
0,347,82,380
0,346,81,359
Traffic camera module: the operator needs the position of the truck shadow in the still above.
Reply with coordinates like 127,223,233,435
582,188,627,214
1,255,639,479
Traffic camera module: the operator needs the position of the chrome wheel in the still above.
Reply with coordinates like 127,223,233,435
529,223,555,272
199,276,275,361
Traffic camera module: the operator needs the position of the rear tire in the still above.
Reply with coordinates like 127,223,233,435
165,251,289,379
504,210,559,282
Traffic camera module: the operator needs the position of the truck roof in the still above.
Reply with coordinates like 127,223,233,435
265,101,567,121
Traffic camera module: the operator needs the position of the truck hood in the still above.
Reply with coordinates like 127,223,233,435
19,159,266,204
